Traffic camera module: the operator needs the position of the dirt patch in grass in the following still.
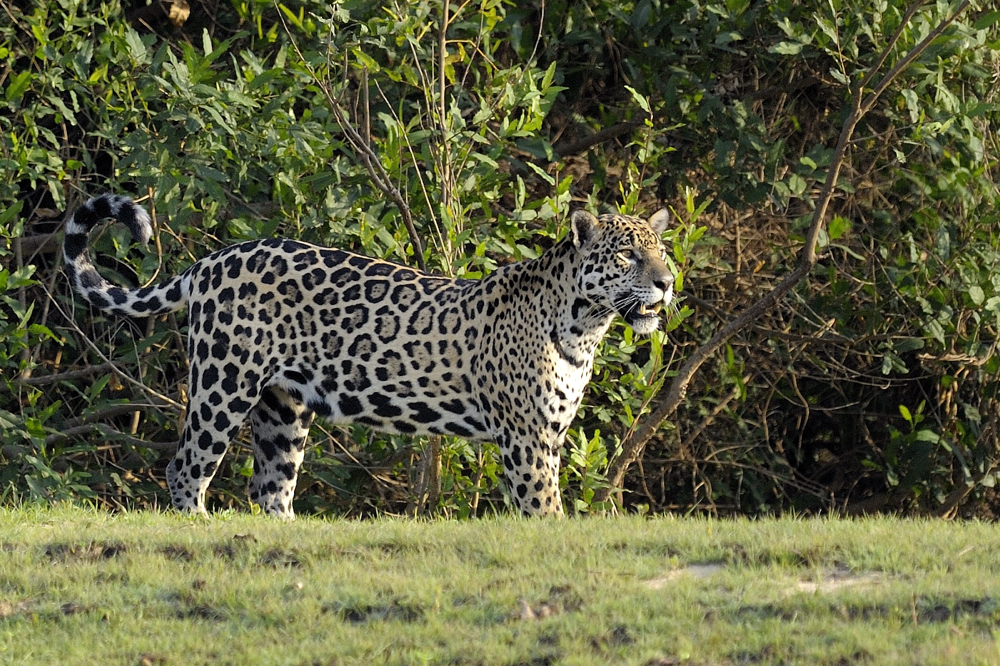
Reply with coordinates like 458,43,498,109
259,547,302,568
609,541,680,558
175,603,227,622
738,596,999,628
44,541,128,562
323,599,424,623
206,538,302,567
792,567,885,594
915,597,999,623
160,545,195,561
510,658,559,666
834,596,1000,624
213,533,257,560
590,624,635,652
644,563,726,589
59,601,98,616
644,563,890,597
516,585,584,620
1,599,106,622
0,600,34,619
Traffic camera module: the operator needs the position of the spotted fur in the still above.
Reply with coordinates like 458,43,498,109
64,194,674,517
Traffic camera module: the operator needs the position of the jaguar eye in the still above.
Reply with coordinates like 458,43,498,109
618,248,639,262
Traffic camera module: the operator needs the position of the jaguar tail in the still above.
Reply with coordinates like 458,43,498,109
63,194,190,317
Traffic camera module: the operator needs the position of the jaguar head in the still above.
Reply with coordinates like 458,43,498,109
570,209,675,335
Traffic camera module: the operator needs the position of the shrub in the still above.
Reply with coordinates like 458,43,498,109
2,0,998,517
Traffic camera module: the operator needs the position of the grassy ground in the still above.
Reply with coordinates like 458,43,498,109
1,506,999,665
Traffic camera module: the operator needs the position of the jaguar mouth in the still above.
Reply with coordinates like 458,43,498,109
619,283,673,332
619,299,664,327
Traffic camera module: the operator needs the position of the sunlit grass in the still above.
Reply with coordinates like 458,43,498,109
1,505,999,665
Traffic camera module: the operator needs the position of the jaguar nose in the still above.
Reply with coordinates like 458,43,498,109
652,267,673,297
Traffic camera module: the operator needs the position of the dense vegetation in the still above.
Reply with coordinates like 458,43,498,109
2,0,999,518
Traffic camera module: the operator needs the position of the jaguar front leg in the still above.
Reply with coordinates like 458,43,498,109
500,433,565,517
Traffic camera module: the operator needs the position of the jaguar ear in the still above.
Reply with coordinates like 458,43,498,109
647,209,670,235
570,210,600,249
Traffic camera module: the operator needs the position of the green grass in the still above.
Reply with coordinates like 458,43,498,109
2,506,1000,665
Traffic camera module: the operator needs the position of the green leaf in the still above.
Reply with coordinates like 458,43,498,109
973,10,1000,30
27,324,58,342
0,200,23,226
631,0,651,29
525,161,555,185
900,89,919,124
788,173,806,196
625,85,651,115
828,216,852,241
894,338,924,354
899,404,912,423
202,28,213,57
125,29,147,65
715,32,743,46
5,71,31,102
828,67,849,85
967,285,985,306
924,319,946,346
769,41,804,55
541,61,557,90
7,265,37,290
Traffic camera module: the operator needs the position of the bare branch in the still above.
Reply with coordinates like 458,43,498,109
552,119,645,159
42,280,184,411
15,362,120,387
45,423,175,450
63,402,177,430
10,232,61,258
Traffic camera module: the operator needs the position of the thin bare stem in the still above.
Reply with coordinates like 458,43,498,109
437,0,455,263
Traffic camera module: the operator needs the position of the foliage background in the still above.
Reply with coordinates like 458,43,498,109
1,0,999,518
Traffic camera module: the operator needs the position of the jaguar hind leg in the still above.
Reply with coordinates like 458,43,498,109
167,391,251,514
248,385,315,519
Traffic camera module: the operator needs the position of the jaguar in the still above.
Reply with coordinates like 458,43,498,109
64,194,674,517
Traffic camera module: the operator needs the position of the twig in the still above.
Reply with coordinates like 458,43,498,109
16,362,121,387
553,119,645,159
438,0,450,206
370,76,447,257
10,232,61,258
14,205,29,379
678,374,752,453
43,280,184,411
406,435,442,517
597,0,974,505
63,402,174,430
45,423,174,450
